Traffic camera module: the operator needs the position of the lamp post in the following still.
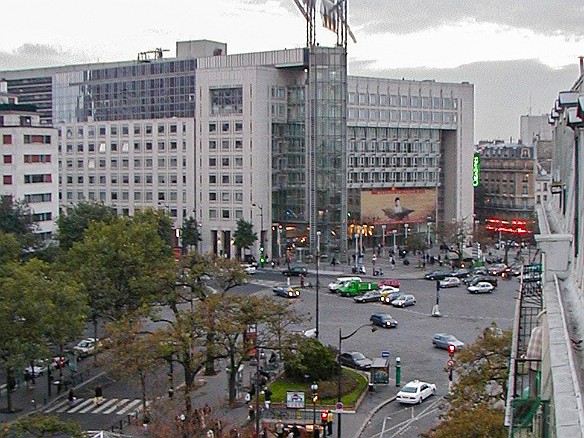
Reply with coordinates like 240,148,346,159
337,324,378,438
404,223,409,243
311,382,319,437
252,203,264,265
316,231,321,340
392,229,397,254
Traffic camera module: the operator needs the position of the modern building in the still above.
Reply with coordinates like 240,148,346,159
0,80,59,239
505,62,584,437
0,39,474,259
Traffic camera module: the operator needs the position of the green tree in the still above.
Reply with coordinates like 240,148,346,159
423,404,507,438
180,216,201,254
232,218,257,260
283,337,338,382
436,219,472,265
0,413,84,437
0,232,20,273
405,232,427,254
56,202,115,250
0,195,38,252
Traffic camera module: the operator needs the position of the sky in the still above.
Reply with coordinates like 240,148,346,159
1,0,583,142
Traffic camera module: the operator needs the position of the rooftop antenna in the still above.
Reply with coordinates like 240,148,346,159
137,48,170,63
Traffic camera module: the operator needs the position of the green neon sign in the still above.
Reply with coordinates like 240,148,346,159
472,153,480,187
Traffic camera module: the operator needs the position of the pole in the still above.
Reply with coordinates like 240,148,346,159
316,231,321,340
395,357,401,387
337,328,343,438
254,324,261,436
392,230,397,254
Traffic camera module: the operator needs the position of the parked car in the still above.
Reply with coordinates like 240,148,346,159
339,351,373,370
464,275,499,287
451,268,470,278
353,290,383,303
424,270,452,280
468,281,495,294
328,276,361,293
396,380,437,404
439,277,461,288
273,286,301,298
391,294,416,308
380,291,402,305
370,313,398,328
24,360,49,376
282,266,308,277
432,333,465,350
377,278,401,288
73,338,100,358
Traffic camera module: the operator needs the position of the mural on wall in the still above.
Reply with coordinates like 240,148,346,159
361,188,437,225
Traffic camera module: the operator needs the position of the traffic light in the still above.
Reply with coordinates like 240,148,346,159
259,245,265,267
312,394,319,403
447,344,456,356
321,411,328,424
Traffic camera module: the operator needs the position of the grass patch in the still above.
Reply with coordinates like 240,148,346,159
266,368,368,408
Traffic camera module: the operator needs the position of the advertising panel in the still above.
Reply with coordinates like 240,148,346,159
286,390,306,409
361,188,437,225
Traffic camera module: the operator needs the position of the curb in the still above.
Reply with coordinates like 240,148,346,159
355,396,396,438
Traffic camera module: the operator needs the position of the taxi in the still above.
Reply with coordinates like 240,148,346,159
396,380,437,404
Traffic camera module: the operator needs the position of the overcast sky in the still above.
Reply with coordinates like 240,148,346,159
1,0,583,142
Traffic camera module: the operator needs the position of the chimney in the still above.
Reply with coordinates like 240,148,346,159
579,56,584,76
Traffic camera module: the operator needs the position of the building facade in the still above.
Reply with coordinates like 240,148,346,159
0,40,474,259
0,81,59,239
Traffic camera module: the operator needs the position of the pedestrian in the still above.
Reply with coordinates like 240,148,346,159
24,370,32,390
390,256,396,270
68,389,76,406
142,411,151,430
263,387,272,410
248,404,255,421
292,423,300,438
94,385,103,405
275,421,285,438
327,410,334,436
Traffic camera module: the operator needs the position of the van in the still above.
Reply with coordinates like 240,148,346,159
327,276,361,293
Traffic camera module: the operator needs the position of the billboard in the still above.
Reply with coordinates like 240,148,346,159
361,188,437,225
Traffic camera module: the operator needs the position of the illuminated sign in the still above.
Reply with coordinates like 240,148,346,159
472,153,480,187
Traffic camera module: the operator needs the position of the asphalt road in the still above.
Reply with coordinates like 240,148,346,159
255,268,518,438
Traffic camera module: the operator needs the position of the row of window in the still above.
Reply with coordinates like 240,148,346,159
209,139,244,150
2,154,52,164
348,108,457,123
0,116,33,127
208,121,243,133
32,212,52,222
64,190,183,203
349,93,457,110
348,127,441,141
349,156,438,168
24,193,52,203
2,174,53,185
209,174,244,185
349,141,439,154
63,173,184,185
62,140,184,154
63,157,183,170
64,123,184,139
209,156,244,168
348,170,438,184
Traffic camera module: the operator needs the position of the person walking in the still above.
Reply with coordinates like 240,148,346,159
94,385,103,405
327,410,334,436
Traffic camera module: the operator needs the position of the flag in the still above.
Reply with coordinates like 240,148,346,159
319,0,357,43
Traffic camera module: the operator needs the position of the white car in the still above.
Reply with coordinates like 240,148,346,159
327,277,361,293
468,281,495,294
396,380,437,404
73,338,99,357
439,277,461,288
379,285,400,295
241,264,256,274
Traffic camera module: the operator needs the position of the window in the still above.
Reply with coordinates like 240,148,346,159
24,174,52,183
222,122,230,132
134,125,141,135
111,142,118,152
209,157,217,167
24,193,51,203
88,143,95,152
134,142,141,152
209,192,217,201
209,123,217,132
210,87,243,114
2,135,12,144
222,174,230,184
3,175,12,185
110,126,118,135
158,124,165,134
158,141,165,151
209,175,217,184
235,174,243,184
222,157,230,167
209,140,217,150
222,140,230,150
77,143,84,152
221,192,230,202
222,209,230,219
3,155,12,164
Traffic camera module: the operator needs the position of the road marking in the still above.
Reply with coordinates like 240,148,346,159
103,398,130,414
67,398,95,413
117,398,142,414
44,399,69,413
92,398,119,413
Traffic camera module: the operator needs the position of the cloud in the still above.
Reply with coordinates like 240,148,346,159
0,44,91,71
350,59,580,142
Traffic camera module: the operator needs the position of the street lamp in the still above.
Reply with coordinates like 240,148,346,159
404,223,409,242
252,203,264,265
392,229,397,253
316,231,321,340
311,382,319,437
337,324,378,438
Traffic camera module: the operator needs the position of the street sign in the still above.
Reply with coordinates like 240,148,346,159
381,351,390,358
447,359,454,368
336,401,343,411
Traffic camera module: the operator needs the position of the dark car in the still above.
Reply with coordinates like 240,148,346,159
339,351,373,370
370,313,398,328
242,254,259,268
282,266,308,277
353,290,383,303
272,286,301,298
380,291,402,305
432,333,465,350
451,268,470,278
464,275,499,287
487,264,508,276
424,270,452,280
472,267,488,276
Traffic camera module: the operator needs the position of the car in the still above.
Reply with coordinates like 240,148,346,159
391,294,416,308
73,338,100,358
370,313,398,328
379,285,400,295
242,254,259,268
339,351,373,370
396,380,437,404
464,275,498,287
282,266,309,277
377,278,401,288
424,270,452,280
472,266,489,276
451,268,470,278
439,277,461,288
468,281,495,294
505,264,522,277
241,263,256,274
487,264,508,276
24,360,49,376
432,333,465,350
353,290,383,303
328,277,361,293
273,286,301,298
380,291,402,305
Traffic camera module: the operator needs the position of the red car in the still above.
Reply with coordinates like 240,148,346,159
377,278,401,288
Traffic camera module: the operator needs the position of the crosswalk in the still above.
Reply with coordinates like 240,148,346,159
44,397,148,415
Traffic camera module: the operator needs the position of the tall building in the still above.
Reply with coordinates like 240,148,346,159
0,81,59,239
505,62,584,437
0,40,474,259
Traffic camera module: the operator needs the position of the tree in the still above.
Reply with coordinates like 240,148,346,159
180,216,201,254
0,232,20,273
0,195,38,252
232,218,257,260
56,202,115,250
405,232,427,254
284,337,338,382
436,219,472,265
0,413,84,438
0,259,85,412
423,324,511,438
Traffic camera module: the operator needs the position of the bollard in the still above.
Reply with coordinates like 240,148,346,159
395,357,402,387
